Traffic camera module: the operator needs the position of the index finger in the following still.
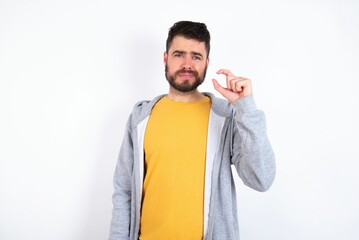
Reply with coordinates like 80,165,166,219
216,69,234,77
216,69,235,88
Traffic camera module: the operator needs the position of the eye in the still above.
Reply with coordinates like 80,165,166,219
193,55,202,61
174,52,183,58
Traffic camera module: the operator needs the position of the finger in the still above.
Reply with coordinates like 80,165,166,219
233,78,253,95
216,69,234,77
229,79,236,92
217,69,233,89
216,69,235,88
212,79,228,97
229,78,249,92
235,81,244,93
229,78,240,92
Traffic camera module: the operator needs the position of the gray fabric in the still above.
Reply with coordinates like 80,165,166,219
109,92,276,240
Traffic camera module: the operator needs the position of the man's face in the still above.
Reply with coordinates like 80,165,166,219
164,35,209,93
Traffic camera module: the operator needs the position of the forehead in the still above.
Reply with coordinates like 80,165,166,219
169,35,207,55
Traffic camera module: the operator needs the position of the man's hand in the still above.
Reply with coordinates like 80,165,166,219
212,69,252,103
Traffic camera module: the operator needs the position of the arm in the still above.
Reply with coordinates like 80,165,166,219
212,69,276,191
109,116,134,240
231,95,275,191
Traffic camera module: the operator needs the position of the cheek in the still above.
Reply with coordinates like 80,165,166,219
167,60,181,71
195,63,206,72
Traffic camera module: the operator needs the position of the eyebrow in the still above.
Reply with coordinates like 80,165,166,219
172,50,204,58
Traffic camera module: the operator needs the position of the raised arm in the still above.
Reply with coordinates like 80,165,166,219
212,69,275,191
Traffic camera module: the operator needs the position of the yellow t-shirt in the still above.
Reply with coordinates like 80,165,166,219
140,96,211,240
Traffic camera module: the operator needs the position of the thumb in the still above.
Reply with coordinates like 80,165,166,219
212,79,227,97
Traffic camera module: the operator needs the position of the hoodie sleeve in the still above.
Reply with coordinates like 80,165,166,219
230,95,276,192
109,115,134,240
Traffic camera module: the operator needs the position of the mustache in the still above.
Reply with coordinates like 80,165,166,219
175,69,199,76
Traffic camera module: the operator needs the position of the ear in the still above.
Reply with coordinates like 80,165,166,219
163,51,168,65
206,57,210,68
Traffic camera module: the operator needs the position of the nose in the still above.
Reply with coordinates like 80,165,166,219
181,55,193,70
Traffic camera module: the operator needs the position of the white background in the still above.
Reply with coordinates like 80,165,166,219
1,0,358,239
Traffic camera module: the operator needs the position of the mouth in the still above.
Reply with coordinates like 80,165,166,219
177,70,196,78
178,73,193,77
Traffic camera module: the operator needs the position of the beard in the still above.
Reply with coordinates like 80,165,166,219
165,64,207,93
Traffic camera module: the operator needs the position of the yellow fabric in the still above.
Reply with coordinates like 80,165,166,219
140,96,211,240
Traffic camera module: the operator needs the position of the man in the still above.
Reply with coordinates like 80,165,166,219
109,20,275,240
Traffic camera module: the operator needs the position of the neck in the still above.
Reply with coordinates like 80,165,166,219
167,87,205,102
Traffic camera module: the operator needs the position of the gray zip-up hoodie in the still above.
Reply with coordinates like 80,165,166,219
109,92,276,240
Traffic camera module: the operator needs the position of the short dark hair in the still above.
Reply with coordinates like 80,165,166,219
166,20,211,58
